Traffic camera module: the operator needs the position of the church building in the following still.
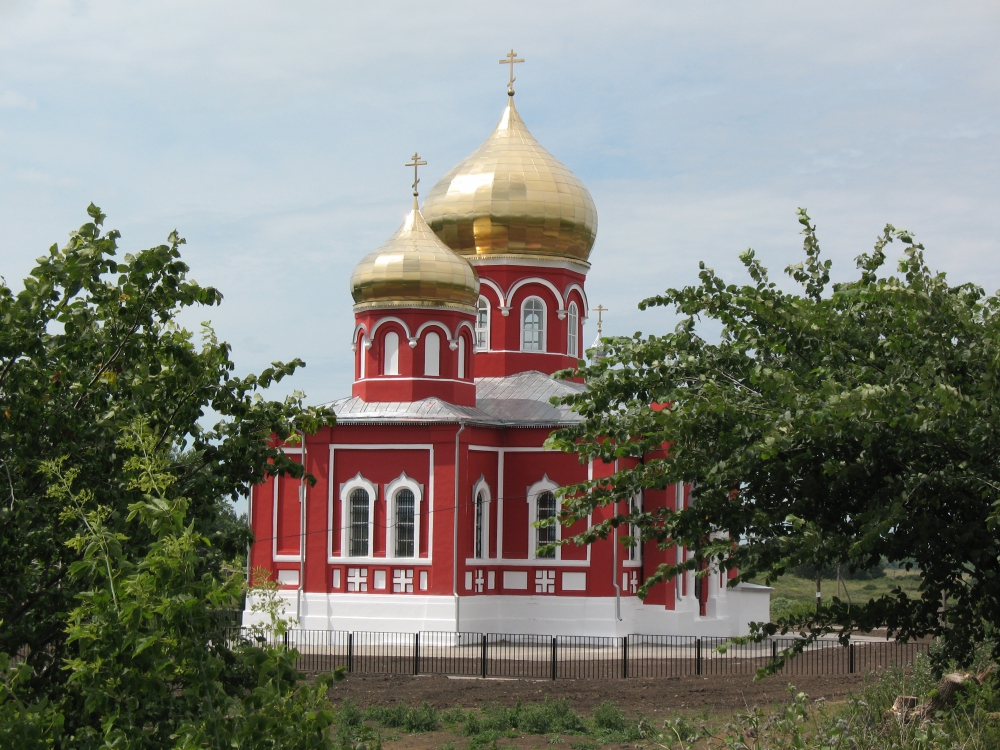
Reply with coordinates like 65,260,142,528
245,59,770,636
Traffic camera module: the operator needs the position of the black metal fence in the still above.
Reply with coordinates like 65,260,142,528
227,628,928,680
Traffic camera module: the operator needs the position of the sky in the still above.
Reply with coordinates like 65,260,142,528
1,1,998,408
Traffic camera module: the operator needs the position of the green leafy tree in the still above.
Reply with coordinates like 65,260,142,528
0,206,332,705
548,210,1000,662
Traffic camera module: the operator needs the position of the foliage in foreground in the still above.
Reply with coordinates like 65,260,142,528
548,210,1000,664
338,653,1000,749
2,421,341,748
0,205,332,703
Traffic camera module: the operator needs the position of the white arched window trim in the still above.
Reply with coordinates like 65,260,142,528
468,476,491,561
383,331,399,376
527,475,560,561
339,473,377,560
520,296,547,352
457,335,466,379
423,331,440,377
385,473,423,559
475,296,491,351
624,492,642,567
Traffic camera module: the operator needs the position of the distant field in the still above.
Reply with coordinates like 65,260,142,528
752,569,924,621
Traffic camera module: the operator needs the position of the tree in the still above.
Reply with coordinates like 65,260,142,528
0,205,332,706
548,210,1000,663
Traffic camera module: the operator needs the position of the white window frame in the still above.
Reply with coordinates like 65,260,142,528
383,331,399,376
475,296,491,351
471,476,491,560
340,473,377,559
520,296,546,352
566,302,579,357
624,493,642,567
423,331,440,377
457,335,466,379
527,475,560,561
385,473,423,559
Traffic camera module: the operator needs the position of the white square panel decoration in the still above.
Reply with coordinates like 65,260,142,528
487,571,496,590
332,569,341,589
561,571,586,591
535,569,555,593
393,569,413,593
419,570,428,590
277,569,299,587
503,570,527,590
464,571,473,590
347,567,368,592
373,569,387,589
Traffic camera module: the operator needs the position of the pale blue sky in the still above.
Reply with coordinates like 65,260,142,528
1,1,998,406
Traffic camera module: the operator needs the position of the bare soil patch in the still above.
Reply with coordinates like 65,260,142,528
328,671,867,716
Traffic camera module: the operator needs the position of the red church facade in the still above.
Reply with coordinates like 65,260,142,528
245,89,770,636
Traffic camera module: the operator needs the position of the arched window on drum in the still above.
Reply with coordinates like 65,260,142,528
521,296,545,352
566,302,579,357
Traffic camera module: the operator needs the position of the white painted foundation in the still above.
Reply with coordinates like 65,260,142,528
242,583,771,637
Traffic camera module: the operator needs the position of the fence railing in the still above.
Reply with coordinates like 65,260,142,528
227,628,928,680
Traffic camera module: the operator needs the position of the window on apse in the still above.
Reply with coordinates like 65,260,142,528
567,302,578,357
348,488,370,556
536,490,556,558
476,296,490,350
394,489,415,557
521,297,545,351
474,490,485,559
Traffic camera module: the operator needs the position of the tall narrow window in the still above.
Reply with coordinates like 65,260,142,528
349,488,370,556
628,495,640,561
359,339,366,379
394,489,415,557
521,297,545,352
457,336,466,379
536,490,556,558
567,302,578,357
476,297,490,350
383,331,399,375
474,490,485,559
424,331,440,376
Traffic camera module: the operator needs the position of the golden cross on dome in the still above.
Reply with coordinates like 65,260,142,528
405,152,427,197
499,49,524,95
592,304,608,335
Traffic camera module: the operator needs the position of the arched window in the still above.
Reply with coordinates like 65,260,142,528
627,495,640,562
474,490,485,559
394,489,415,557
521,297,545,352
383,331,399,376
423,331,440,376
567,302,579,357
358,339,366,379
349,488,370,557
476,296,490,350
457,335,466,379
535,490,557,558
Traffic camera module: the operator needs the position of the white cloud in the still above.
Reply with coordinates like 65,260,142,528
0,90,35,109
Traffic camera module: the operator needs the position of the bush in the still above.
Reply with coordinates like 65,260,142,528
592,701,626,732
770,596,816,622
363,702,439,732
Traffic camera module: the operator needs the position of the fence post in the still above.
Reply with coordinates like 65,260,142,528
414,632,420,676
771,640,777,665
283,630,289,651
551,636,557,681
481,634,487,678
622,636,629,679
348,632,354,674
849,642,855,674
696,638,702,676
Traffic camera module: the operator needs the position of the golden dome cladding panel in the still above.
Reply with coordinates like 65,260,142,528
351,204,479,311
422,99,597,262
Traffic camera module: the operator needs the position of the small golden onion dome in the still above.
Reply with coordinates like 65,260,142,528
422,98,598,263
351,198,480,311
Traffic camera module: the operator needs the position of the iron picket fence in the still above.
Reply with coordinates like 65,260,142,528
223,627,929,680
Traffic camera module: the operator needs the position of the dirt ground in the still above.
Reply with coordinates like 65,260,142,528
328,671,869,716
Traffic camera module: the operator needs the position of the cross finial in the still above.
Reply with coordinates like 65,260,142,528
592,305,608,335
405,152,427,197
499,49,524,96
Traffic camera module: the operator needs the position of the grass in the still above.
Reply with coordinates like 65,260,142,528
758,570,924,621
330,649,1000,749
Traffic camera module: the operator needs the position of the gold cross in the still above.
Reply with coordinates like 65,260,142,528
405,152,427,197
499,49,524,95
592,305,608,335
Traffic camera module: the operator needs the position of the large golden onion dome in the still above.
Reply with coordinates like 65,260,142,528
422,98,598,264
351,198,480,311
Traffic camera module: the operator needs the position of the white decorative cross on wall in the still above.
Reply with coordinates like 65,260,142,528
630,571,639,594
347,567,368,592
475,570,485,593
535,569,555,594
393,569,414,593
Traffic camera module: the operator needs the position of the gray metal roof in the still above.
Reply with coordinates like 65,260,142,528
331,371,585,427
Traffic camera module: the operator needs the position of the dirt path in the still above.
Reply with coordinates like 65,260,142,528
328,671,868,716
